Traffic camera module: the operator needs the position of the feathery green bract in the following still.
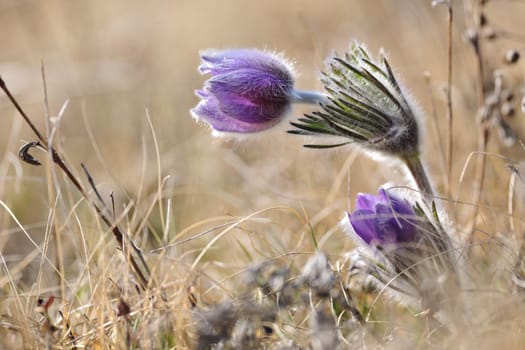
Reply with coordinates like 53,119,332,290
289,42,420,157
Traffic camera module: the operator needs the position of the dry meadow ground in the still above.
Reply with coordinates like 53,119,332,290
1,0,525,348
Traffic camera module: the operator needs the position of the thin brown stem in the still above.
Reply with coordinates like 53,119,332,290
465,0,489,250
40,62,66,305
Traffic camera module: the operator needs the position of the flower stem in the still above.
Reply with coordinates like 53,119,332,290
403,155,434,203
290,89,328,105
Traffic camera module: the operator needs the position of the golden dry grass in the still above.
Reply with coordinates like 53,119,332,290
1,0,525,348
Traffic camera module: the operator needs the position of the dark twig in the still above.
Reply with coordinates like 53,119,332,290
110,192,116,218
58,310,78,350
80,163,106,208
19,141,43,166
0,75,151,290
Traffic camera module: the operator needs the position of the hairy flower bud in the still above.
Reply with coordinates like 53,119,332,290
191,49,296,134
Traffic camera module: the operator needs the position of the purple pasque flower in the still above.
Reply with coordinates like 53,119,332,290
191,49,296,133
347,188,417,247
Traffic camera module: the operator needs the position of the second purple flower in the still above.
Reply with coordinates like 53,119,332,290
346,188,418,248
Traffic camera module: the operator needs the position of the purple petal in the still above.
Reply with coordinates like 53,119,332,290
200,49,263,65
199,49,291,76
191,96,281,133
355,192,382,212
195,89,208,98
349,209,379,244
207,69,292,100
375,197,416,244
374,204,405,244
204,89,288,124
386,192,414,217
377,188,389,202
202,67,292,125
223,96,284,123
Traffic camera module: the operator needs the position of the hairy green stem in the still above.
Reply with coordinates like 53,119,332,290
403,156,434,203
290,89,328,104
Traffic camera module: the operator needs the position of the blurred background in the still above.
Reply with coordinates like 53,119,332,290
0,0,524,286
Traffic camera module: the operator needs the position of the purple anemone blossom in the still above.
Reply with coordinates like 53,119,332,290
346,188,418,247
191,49,297,133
